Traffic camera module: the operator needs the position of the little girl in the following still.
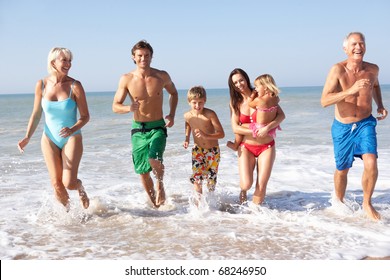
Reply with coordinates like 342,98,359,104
227,74,282,151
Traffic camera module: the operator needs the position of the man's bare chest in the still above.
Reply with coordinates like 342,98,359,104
129,81,163,100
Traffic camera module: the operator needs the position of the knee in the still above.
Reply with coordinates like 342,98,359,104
335,169,349,177
140,173,153,184
364,156,378,170
140,173,151,180
150,159,164,170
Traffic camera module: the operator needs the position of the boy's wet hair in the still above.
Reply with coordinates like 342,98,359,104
187,86,207,102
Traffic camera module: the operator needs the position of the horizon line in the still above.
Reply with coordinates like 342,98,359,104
2,84,390,95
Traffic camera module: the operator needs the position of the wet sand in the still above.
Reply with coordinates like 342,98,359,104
363,256,390,260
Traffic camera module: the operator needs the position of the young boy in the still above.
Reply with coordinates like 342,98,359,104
183,86,225,201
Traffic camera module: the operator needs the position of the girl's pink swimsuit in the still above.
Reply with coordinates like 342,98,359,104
241,105,281,138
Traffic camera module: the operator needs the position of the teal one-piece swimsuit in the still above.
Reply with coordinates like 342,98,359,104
41,80,81,149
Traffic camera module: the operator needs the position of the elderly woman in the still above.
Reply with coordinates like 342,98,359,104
18,47,90,211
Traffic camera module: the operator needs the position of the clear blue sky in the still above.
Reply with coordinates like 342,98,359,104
1,0,389,94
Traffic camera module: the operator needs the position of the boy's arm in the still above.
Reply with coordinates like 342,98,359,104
183,115,191,149
207,111,225,140
196,110,225,140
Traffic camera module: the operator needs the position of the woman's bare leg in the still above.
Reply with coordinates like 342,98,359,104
62,134,89,209
41,134,69,209
253,146,275,205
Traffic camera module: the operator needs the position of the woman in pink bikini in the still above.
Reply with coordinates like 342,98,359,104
227,69,285,205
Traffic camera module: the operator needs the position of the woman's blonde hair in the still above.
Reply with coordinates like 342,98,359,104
47,47,73,75
254,74,280,96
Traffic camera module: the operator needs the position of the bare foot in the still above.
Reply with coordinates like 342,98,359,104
227,141,238,151
207,184,216,192
55,187,70,210
78,186,90,209
192,192,202,207
240,190,247,204
145,188,158,207
363,204,381,221
155,187,166,206
65,202,70,212
252,195,263,205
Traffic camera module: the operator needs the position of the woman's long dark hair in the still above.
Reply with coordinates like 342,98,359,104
228,68,253,116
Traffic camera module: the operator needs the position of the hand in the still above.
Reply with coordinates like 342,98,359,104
17,137,29,153
194,128,203,138
130,98,140,112
377,107,388,121
255,127,268,138
59,127,73,138
165,114,175,128
349,79,371,96
250,90,258,99
183,141,189,149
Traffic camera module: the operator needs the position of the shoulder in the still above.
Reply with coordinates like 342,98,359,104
35,79,45,89
70,77,81,86
68,77,86,97
269,95,280,103
363,61,379,72
332,61,346,73
34,79,45,96
204,107,218,117
152,68,171,81
68,77,83,89
118,72,135,87
121,71,135,81
152,67,167,75
184,111,191,119
325,62,346,79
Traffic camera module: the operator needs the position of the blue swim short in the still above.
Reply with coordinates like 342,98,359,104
331,115,377,170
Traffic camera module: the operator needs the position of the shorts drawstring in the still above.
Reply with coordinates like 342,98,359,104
351,123,357,132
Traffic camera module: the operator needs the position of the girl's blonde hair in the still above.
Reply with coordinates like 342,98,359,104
187,86,207,102
254,74,280,96
47,47,73,75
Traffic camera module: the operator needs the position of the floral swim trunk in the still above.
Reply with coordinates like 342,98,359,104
190,145,220,191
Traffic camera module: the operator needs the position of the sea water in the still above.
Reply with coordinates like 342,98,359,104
1,86,390,260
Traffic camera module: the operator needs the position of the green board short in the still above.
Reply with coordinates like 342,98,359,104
131,119,167,174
